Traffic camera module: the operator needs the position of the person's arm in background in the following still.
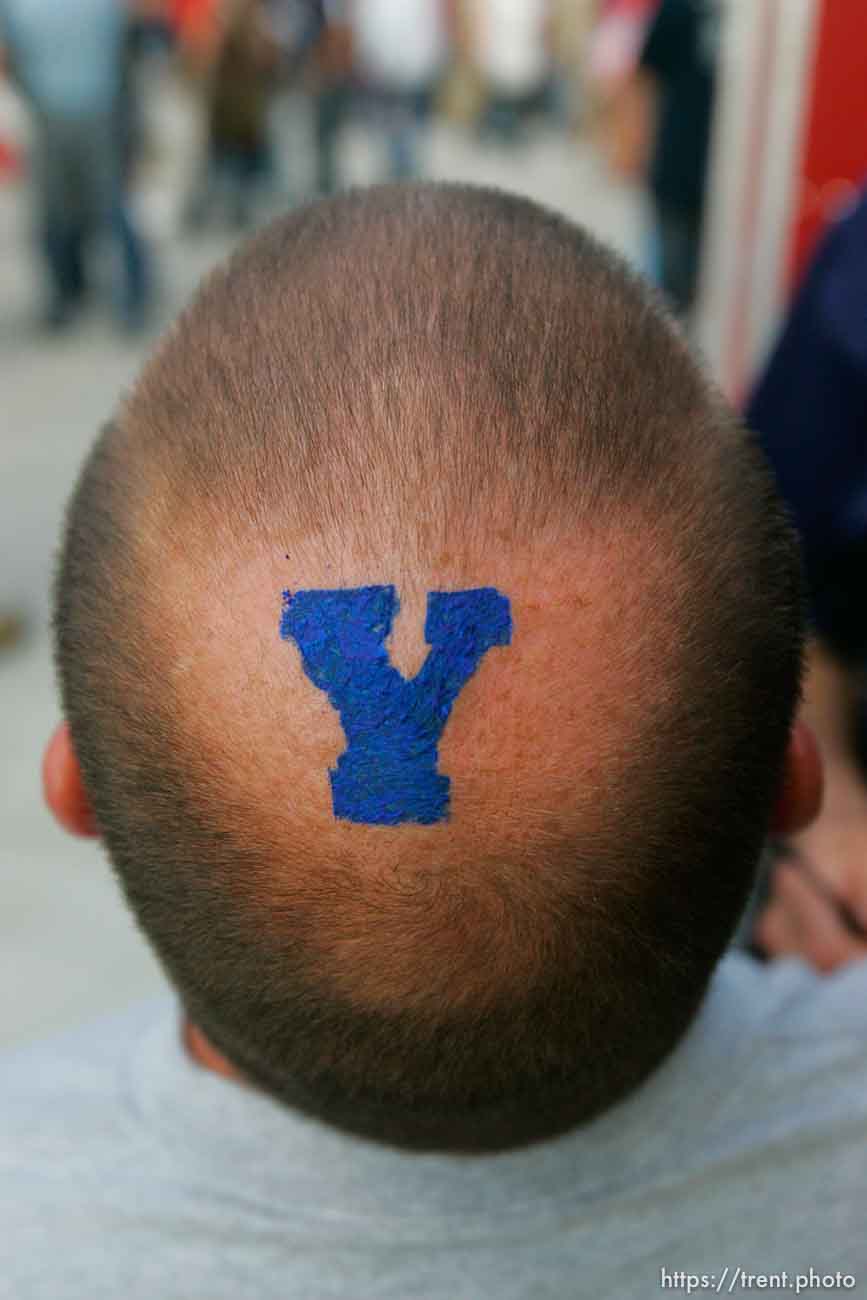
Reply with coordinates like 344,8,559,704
592,0,669,184
601,64,655,181
748,187,867,970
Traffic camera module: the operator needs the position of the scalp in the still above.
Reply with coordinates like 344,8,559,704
55,184,804,1138
136,502,689,1015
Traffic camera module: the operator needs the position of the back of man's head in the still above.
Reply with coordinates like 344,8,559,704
55,184,803,1151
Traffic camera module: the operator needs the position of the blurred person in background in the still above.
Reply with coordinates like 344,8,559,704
635,0,719,315
466,0,552,143
0,0,151,331
587,0,659,178
262,0,323,70
601,0,718,317
120,2,175,199
183,0,323,227
183,0,282,230
547,0,598,131
344,0,449,184
311,3,354,196
172,0,218,55
258,0,325,199
128,0,174,51
171,0,219,220
747,184,867,974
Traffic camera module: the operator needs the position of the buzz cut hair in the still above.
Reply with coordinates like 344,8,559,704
55,184,804,1151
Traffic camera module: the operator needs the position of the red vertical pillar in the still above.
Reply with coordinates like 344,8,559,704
786,0,867,291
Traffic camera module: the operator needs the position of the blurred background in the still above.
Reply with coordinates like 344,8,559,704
2,0,866,1046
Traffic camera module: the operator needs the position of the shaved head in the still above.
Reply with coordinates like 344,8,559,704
55,184,803,1151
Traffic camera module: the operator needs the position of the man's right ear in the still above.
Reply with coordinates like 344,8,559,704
42,722,100,838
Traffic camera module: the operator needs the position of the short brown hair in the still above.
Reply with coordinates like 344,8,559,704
55,184,804,1151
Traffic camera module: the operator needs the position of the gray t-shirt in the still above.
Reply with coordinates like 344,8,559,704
2,952,867,1299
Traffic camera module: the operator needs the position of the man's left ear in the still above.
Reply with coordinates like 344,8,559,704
42,722,100,838
769,718,824,837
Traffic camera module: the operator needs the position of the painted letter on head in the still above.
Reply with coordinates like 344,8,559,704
280,585,512,825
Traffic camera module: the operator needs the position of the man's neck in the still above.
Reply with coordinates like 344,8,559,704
181,1017,587,1154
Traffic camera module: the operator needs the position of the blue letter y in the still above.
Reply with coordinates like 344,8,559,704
280,585,512,824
